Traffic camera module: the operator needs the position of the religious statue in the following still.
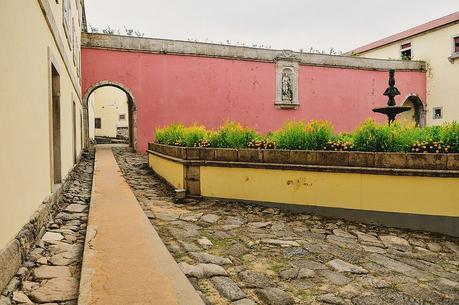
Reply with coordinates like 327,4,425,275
281,72,293,102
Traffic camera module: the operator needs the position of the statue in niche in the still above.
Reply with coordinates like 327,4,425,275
281,71,293,102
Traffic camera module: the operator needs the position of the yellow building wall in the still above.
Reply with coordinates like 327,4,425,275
0,0,83,248
90,87,129,138
357,23,459,125
200,166,459,217
148,155,184,189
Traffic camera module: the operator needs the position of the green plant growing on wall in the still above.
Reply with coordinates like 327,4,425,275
155,123,185,146
270,120,333,150
153,119,459,154
353,119,394,152
182,125,208,147
209,122,258,148
440,121,459,152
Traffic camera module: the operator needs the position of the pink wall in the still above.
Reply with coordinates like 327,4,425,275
82,48,426,152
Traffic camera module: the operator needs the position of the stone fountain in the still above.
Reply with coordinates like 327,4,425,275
372,69,411,125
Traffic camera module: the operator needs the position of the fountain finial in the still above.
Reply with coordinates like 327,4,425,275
383,69,401,107
372,69,410,125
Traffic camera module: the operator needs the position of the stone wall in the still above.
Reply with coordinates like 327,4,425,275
81,33,427,153
0,151,92,293
147,143,459,237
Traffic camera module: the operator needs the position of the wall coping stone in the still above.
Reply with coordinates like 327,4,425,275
82,33,426,72
148,143,459,177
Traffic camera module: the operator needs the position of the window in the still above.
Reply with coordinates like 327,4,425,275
400,42,412,60
433,107,443,120
455,37,459,53
63,0,72,48
95,118,102,129
119,114,126,120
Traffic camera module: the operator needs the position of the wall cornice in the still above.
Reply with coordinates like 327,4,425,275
82,33,426,72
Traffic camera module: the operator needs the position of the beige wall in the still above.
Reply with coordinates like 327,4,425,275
356,23,459,125
89,87,129,138
0,0,84,248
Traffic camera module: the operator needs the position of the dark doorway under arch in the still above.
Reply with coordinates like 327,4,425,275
400,95,426,127
84,81,137,150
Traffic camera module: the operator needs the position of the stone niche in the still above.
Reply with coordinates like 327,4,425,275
275,50,300,109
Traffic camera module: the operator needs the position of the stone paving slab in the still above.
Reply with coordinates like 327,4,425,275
113,147,459,305
78,146,203,305
1,150,94,305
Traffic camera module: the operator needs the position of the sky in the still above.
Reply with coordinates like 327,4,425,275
85,0,459,53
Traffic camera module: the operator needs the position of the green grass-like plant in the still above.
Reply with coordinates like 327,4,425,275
182,125,208,147
440,122,459,152
209,121,258,148
270,120,333,150
154,119,459,153
155,123,185,146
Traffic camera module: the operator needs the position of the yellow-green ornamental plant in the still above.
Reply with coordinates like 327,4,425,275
182,125,208,147
208,121,259,148
269,120,333,150
153,119,459,153
155,123,185,146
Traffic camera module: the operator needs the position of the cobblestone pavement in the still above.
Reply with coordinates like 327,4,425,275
113,147,459,305
1,150,94,305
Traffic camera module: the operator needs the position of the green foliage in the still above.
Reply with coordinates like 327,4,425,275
209,122,258,148
352,119,421,152
183,125,208,147
439,122,459,152
352,120,458,153
154,119,459,153
155,123,185,146
270,120,333,150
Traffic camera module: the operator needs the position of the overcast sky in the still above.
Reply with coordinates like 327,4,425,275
85,1,459,53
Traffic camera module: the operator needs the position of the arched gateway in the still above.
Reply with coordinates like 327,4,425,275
83,81,137,150
81,32,426,153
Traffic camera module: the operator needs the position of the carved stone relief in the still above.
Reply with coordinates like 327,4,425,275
275,51,300,108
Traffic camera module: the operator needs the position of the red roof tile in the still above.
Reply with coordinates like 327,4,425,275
351,11,459,54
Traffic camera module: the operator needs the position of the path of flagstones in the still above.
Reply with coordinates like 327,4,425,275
1,150,94,305
112,147,459,305
1,146,458,305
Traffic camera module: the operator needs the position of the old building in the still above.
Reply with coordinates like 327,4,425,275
350,11,459,126
0,0,85,290
81,33,426,152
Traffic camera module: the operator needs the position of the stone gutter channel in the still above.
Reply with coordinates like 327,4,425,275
1,150,95,305
112,147,459,305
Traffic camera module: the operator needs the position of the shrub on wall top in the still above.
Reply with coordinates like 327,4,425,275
269,120,333,150
440,122,459,153
352,119,416,152
183,125,208,147
155,123,185,146
153,119,459,153
209,122,258,148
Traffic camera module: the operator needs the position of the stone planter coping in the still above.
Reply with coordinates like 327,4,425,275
148,143,459,178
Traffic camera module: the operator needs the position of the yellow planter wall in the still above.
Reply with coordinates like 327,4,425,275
200,166,459,217
148,154,184,189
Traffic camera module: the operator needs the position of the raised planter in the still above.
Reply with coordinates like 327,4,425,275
147,142,459,171
147,143,459,237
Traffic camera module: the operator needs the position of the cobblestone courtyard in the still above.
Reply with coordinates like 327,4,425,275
113,147,459,305
1,147,458,305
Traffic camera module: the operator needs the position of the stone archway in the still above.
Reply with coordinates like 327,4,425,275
83,81,137,151
399,94,426,127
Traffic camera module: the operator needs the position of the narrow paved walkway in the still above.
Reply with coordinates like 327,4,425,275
113,147,459,305
78,146,203,305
